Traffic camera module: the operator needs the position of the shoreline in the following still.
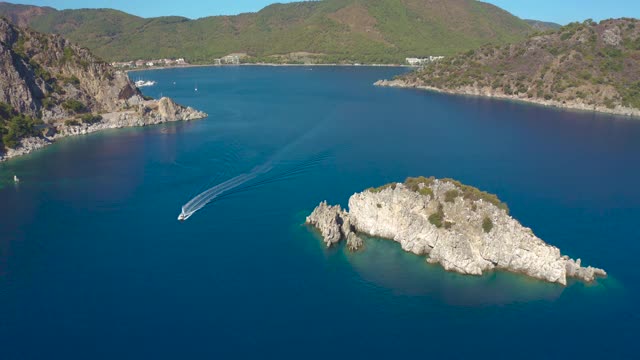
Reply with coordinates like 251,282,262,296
0,98,206,163
126,62,411,73
375,79,640,119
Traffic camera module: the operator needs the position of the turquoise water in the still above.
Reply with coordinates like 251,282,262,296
1,66,639,358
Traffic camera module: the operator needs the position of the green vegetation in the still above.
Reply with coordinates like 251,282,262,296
444,190,460,203
404,18,640,114
64,119,80,126
61,75,80,86
482,217,494,233
62,47,74,63
61,99,87,113
405,176,435,197
80,114,102,124
369,183,397,193
0,0,536,64
428,203,445,229
622,81,640,109
442,179,510,214
0,102,41,149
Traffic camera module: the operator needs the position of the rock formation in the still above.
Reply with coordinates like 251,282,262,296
307,177,606,286
0,17,206,161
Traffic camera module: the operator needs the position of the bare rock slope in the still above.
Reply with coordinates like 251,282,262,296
0,17,206,161
307,177,606,285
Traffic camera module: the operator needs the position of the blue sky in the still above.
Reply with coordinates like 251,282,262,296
10,0,640,24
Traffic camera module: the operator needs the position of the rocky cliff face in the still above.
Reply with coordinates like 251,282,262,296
306,177,606,286
0,17,141,119
0,17,206,161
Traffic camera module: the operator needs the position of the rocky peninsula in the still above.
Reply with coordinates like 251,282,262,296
307,177,606,285
377,19,640,118
0,18,206,162
1,97,206,161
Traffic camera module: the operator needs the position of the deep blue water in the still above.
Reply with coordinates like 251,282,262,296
1,66,639,359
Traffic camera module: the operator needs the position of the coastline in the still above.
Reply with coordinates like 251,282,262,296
374,79,640,119
126,62,411,73
0,98,207,163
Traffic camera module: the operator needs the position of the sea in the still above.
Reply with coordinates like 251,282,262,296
1,66,639,359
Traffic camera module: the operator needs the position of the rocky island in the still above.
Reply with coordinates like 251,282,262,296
376,18,640,117
0,17,206,162
307,177,606,285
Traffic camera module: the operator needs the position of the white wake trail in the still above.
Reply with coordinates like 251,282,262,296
179,122,325,221
178,163,272,221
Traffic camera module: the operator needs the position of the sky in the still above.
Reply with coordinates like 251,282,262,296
8,0,640,25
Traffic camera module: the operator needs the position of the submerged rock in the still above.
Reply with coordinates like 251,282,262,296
306,177,606,285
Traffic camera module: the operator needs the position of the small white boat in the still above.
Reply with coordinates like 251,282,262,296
13,175,19,183
135,80,157,88
178,209,190,221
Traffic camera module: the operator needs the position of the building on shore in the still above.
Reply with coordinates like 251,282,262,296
111,58,190,69
213,53,248,65
405,56,445,66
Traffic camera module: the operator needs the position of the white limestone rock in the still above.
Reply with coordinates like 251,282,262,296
306,201,363,251
307,178,607,285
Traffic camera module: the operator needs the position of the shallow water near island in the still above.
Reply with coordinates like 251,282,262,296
1,66,639,358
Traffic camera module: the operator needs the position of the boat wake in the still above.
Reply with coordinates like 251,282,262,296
178,152,328,221
178,162,271,221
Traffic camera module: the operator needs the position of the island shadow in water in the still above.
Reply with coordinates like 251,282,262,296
325,234,574,306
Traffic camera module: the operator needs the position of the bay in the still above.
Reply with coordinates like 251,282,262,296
1,66,638,359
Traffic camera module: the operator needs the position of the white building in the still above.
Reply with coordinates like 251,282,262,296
214,53,247,65
405,56,445,66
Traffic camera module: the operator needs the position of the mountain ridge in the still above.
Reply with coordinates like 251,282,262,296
0,0,539,63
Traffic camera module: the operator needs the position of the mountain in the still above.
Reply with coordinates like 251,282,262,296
377,19,640,117
0,17,204,158
0,0,536,63
525,19,562,31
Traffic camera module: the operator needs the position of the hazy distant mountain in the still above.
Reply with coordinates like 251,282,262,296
525,19,562,31
1,0,536,63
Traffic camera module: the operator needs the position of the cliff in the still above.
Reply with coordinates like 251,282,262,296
0,17,206,161
377,19,640,117
306,177,606,286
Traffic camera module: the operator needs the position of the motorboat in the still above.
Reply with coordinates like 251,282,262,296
135,80,157,88
178,209,190,221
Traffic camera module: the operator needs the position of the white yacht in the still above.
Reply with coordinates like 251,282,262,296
135,80,157,88
13,175,19,183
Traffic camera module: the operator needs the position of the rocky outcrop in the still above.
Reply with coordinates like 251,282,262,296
0,17,144,119
306,201,364,251
0,97,206,162
306,177,606,285
0,18,207,161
